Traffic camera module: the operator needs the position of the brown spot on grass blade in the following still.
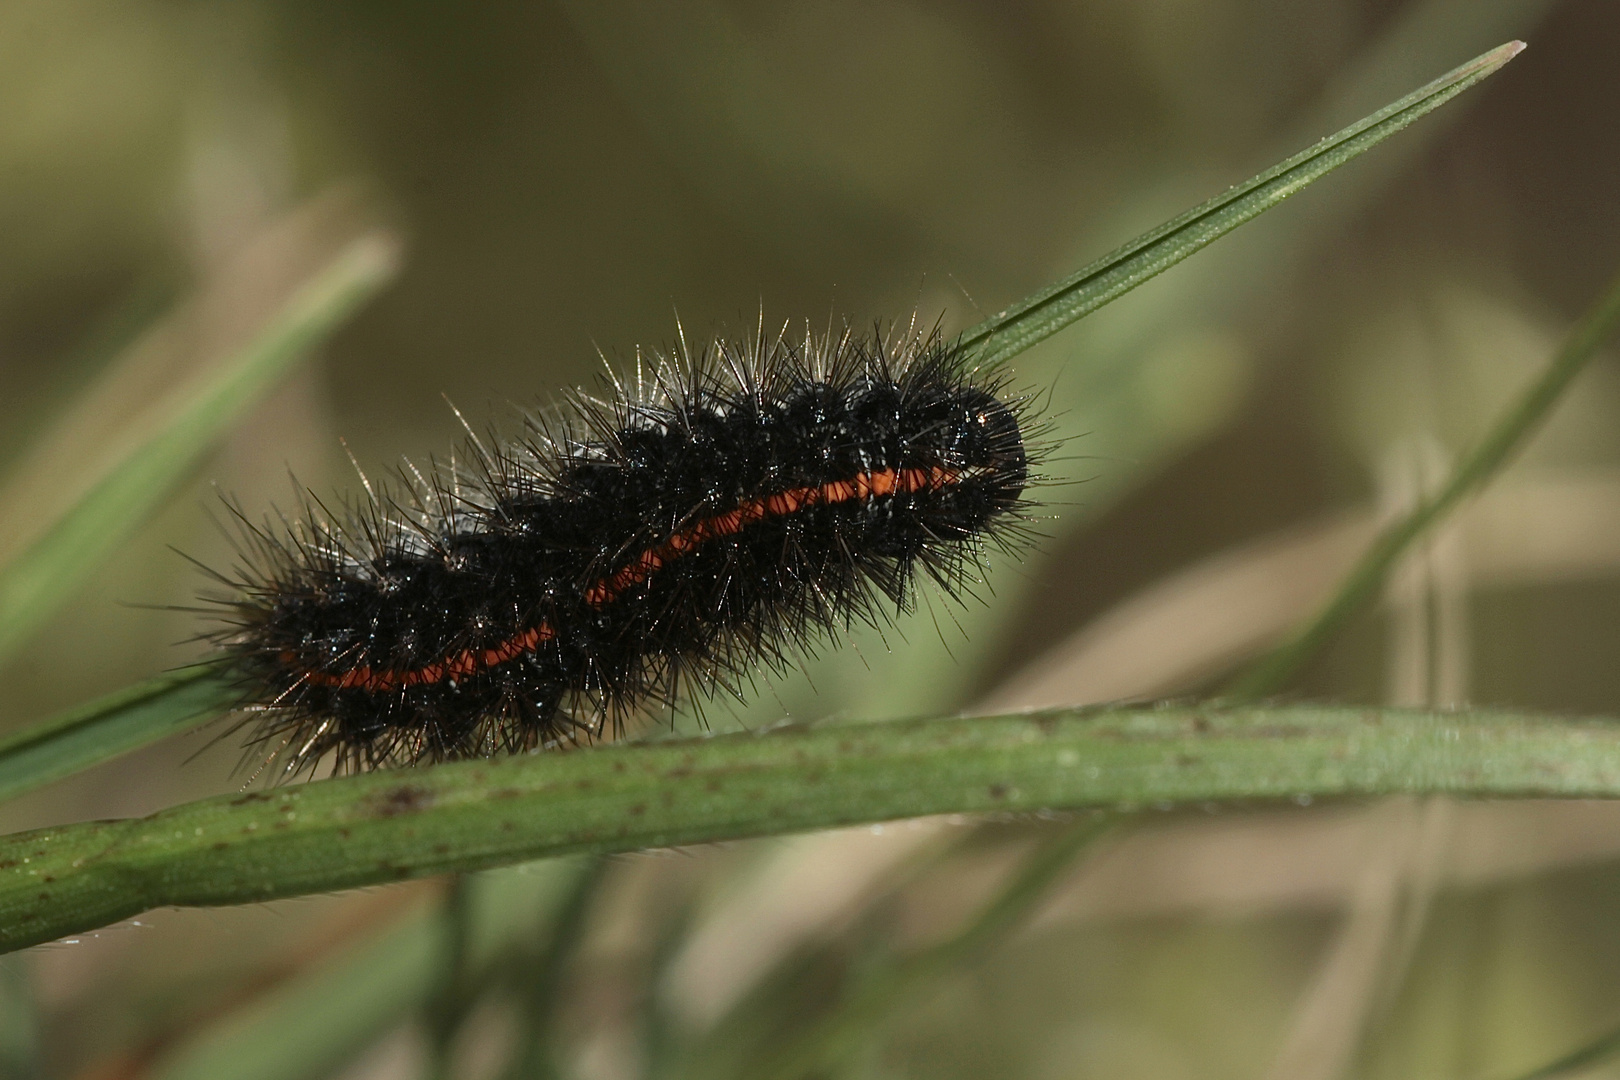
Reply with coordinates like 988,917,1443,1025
369,786,436,818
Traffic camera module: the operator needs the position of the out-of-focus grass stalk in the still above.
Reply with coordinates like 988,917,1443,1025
958,42,1524,367
0,231,400,664
0,43,1521,810
1225,262,1620,699
1494,1022,1620,1080
0,664,236,807
149,859,587,1080
154,907,440,1080
8,703,1620,954
498,858,610,1080
422,875,476,1080
0,225,399,807
0,954,38,1079
740,818,1112,1080
640,881,708,1079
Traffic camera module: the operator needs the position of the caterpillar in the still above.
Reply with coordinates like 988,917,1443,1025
202,321,1039,775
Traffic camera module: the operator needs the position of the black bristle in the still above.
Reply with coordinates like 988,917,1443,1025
200,322,1045,776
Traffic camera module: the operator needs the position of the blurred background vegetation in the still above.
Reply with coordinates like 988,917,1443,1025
2,2,1619,1078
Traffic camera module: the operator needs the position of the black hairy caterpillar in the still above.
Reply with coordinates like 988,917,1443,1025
203,322,1039,774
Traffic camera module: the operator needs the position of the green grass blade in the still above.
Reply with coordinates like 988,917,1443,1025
0,665,237,806
1225,261,1620,699
958,41,1523,367
7,703,1620,953
0,232,400,663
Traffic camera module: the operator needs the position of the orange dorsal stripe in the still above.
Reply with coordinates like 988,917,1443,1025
293,467,956,692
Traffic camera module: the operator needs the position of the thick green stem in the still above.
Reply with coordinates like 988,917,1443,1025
6,703,1620,954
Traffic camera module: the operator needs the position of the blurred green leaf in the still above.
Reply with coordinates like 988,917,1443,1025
500,858,611,1080
149,858,587,1080
0,224,398,808
7,703,1620,954
154,905,438,1080
959,42,1524,367
0,230,400,663
422,874,475,1080
709,818,1112,1080
1494,1021,1620,1080
0,954,37,1080
1227,261,1620,698
0,664,235,806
